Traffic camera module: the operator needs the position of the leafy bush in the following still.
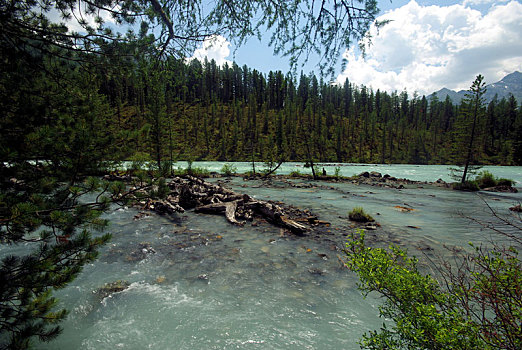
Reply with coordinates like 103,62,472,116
289,169,302,177
348,207,374,222
345,230,522,350
128,152,151,171
475,170,497,188
174,165,210,177
496,178,514,186
452,180,480,191
474,171,515,188
221,163,237,176
334,167,341,178
189,167,210,177
345,232,486,349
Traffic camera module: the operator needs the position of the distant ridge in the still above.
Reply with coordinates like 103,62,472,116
429,71,522,104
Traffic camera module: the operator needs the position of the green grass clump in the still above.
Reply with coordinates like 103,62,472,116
174,166,210,177
349,207,375,222
221,163,237,176
289,170,302,177
475,171,496,188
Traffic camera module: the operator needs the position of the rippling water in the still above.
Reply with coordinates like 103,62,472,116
4,167,521,349
174,161,522,184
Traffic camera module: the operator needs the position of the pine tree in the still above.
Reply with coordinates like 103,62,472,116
451,75,487,183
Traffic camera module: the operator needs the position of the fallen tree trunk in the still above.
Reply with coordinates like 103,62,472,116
195,200,245,226
130,175,310,235
245,200,307,235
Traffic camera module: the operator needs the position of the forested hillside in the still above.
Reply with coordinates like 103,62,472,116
97,57,522,166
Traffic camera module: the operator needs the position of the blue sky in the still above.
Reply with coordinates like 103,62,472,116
190,0,522,95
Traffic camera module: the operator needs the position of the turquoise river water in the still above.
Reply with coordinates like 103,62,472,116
2,163,521,349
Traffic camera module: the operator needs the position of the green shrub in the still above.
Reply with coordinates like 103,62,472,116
452,181,480,191
221,163,237,176
496,178,514,186
289,170,302,177
473,171,515,189
334,167,341,178
189,167,209,177
345,230,522,350
348,207,374,222
174,166,210,177
475,170,496,188
128,152,151,171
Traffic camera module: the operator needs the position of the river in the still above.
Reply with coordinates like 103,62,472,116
4,163,522,349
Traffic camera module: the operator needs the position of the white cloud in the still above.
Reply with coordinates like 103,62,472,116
462,0,508,6
187,35,232,67
336,0,522,95
47,4,118,34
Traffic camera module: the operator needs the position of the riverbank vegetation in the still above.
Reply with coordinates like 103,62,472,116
345,216,522,349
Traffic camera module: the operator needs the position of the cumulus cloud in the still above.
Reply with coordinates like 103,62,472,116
187,35,233,67
462,0,508,5
336,0,522,95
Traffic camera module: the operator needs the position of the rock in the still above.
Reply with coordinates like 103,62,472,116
509,204,522,212
435,178,445,184
308,268,326,275
370,171,382,178
394,205,415,212
364,225,377,230
383,174,391,179
197,274,209,280
483,185,518,193
359,171,370,178
94,280,130,298
126,242,156,262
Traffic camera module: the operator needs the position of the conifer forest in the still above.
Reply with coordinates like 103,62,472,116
96,57,522,166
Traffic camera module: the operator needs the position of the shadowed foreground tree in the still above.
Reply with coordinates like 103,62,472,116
0,0,384,348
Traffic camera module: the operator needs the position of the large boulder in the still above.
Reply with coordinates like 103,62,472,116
94,280,130,298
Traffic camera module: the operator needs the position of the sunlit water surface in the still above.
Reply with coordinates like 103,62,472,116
3,164,521,349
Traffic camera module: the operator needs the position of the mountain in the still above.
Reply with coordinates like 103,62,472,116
429,71,522,104
484,71,522,102
429,87,464,104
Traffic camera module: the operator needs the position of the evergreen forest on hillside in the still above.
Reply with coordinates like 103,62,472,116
4,49,521,169
104,57,522,166
12,57,522,170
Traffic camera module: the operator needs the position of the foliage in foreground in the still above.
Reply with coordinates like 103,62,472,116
345,231,522,349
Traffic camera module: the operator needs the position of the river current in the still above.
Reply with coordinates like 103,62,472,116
4,163,522,349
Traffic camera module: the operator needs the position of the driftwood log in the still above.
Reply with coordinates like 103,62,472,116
134,175,308,235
